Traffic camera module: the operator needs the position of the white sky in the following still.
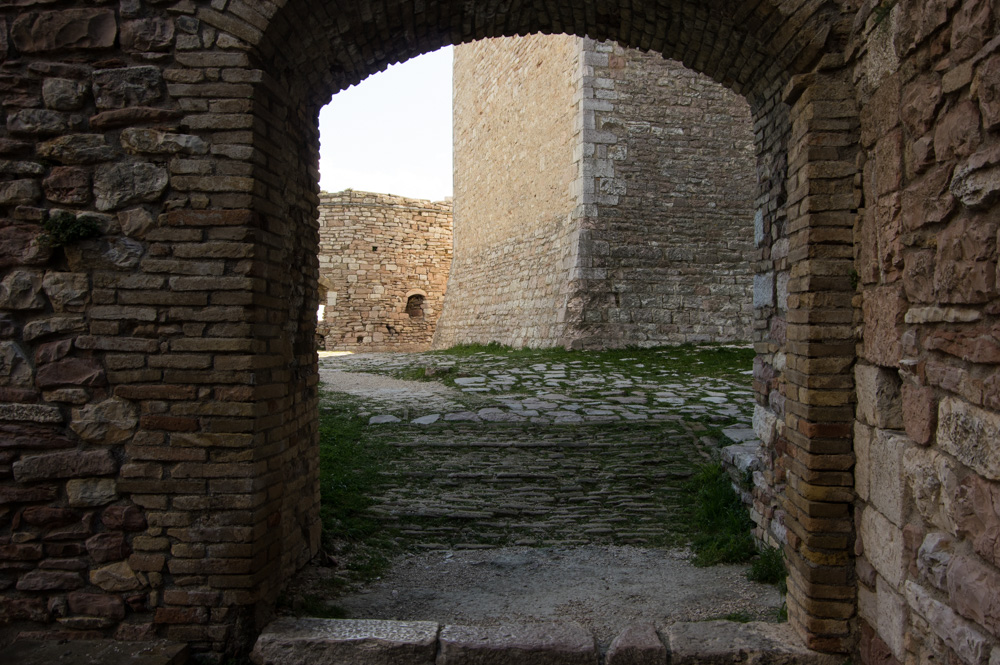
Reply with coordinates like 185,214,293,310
318,47,454,201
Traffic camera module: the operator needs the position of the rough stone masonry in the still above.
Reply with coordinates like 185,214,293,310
0,1,997,665
316,190,452,352
436,35,758,351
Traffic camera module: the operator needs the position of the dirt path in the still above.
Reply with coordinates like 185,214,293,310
330,545,782,647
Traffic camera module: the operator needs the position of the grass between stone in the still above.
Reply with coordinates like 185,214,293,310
683,463,758,566
316,392,400,583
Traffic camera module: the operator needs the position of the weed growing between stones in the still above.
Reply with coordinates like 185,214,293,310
684,463,757,566
747,547,787,587
316,391,399,582
41,209,102,247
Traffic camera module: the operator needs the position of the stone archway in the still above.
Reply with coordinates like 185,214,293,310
0,0,864,658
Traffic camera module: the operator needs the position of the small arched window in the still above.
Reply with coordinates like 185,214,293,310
405,294,425,318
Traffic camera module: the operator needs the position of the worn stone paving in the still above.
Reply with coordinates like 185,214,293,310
319,348,758,550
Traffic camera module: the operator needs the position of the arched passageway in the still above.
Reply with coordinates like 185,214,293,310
23,0,1000,662
247,0,859,655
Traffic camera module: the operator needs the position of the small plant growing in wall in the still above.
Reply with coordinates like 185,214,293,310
41,210,101,248
872,0,897,28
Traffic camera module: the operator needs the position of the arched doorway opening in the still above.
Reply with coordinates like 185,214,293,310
0,1,863,659
249,0,859,655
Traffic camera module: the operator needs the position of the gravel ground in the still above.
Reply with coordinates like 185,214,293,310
333,545,782,646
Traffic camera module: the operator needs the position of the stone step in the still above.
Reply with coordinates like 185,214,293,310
250,618,844,665
0,639,189,665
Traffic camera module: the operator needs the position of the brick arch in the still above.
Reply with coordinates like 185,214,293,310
0,0,860,660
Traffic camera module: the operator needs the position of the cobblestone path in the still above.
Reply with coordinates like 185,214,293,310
319,346,759,551
370,421,709,549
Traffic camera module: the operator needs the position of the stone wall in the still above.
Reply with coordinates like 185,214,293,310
438,36,757,350
434,34,582,348
317,190,452,353
849,4,1000,665
568,41,757,348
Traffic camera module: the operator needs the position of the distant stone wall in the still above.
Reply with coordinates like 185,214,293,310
318,190,452,352
440,36,756,351
569,41,756,348
433,34,582,348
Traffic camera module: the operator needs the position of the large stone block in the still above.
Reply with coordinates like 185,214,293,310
35,358,106,388
952,474,1000,568
93,162,168,211
918,532,954,590
855,421,873,502
0,224,51,269
861,507,906,588
121,18,175,52
92,67,163,110
862,286,906,367
753,404,779,447
870,430,910,526
902,382,936,445
90,561,142,592
938,398,1000,481
0,340,33,388
437,622,598,664
10,9,117,52
665,621,840,665
42,78,89,111
947,554,1000,634
42,272,89,312
37,135,117,164
66,478,118,507
905,580,993,665
876,577,907,661
904,446,960,534
753,273,774,309
13,449,116,482
855,364,903,429
251,618,439,665
975,55,1000,131
120,128,207,156
71,398,138,445
43,166,91,204
0,269,45,311
606,623,666,665
934,100,982,162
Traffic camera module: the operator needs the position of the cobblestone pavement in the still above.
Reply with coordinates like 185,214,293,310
319,347,758,550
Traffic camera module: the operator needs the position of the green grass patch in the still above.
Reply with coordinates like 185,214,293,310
296,595,349,619
317,392,398,580
747,546,787,587
721,610,755,623
684,463,757,566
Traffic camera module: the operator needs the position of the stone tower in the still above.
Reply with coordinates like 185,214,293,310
436,36,758,350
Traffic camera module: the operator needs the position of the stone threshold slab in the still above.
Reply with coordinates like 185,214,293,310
0,639,189,665
250,617,845,665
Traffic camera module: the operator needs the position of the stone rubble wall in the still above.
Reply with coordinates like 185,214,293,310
317,190,452,353
849,3,1000,665
433,34,582,349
